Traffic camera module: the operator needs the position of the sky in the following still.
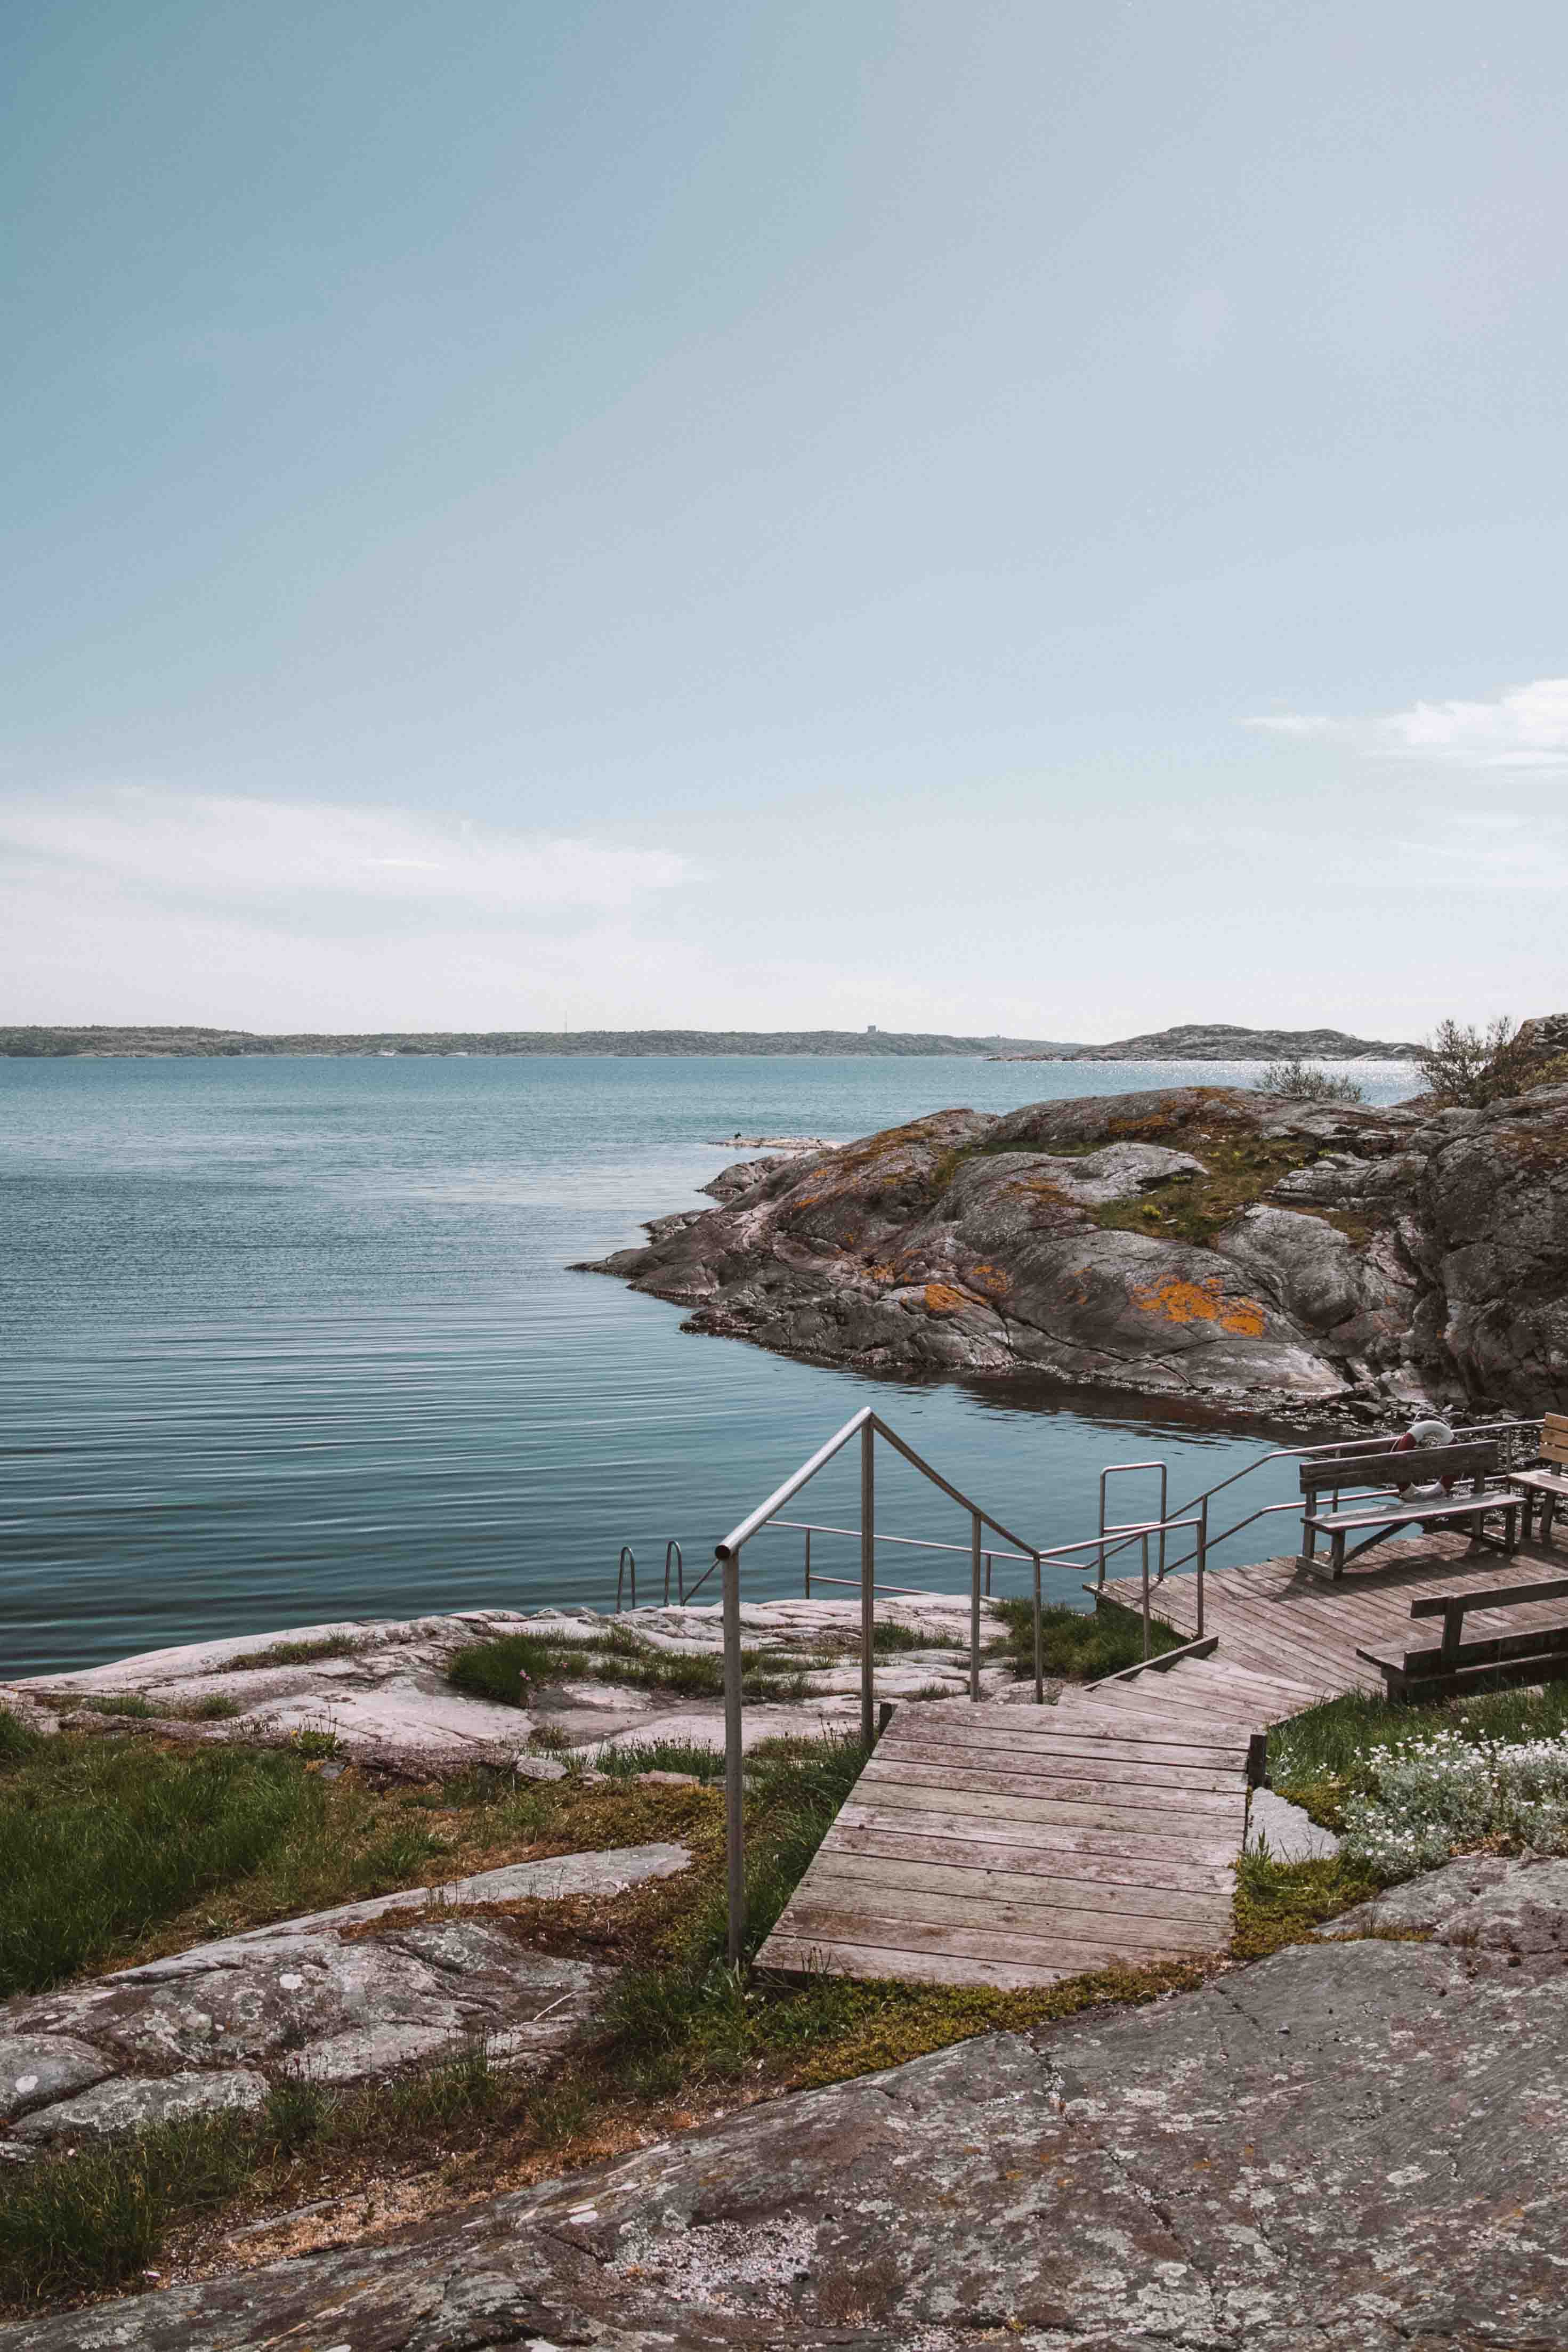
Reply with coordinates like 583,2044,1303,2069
3,1,1566,1042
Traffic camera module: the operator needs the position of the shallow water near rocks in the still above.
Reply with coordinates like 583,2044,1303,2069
1,1055,1418,1676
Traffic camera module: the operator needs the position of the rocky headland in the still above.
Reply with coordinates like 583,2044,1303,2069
994,1020,1421,1062
586,1077,1568,1418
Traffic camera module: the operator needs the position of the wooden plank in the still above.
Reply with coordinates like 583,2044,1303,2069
1409,1575,1568,1618
888,1719,1251,1771
774,1900,1218,1973
836,1786,1245,1859
757,1933,1068,1991
875,1738,1245,1796
807,1850,1235,1926
858,1760,1244,1823
783,1876,1231,1950
822,1821,1238,1895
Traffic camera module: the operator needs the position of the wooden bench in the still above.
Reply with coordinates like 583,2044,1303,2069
1299,1442,1519,1581
1356,1574,1568,1701
1509,1412,1568,1545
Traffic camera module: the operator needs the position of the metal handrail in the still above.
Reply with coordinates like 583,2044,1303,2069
664,1540,684,1605
616,1546,635,1611
713,1407,1048,1963
1089,1414,1545,1588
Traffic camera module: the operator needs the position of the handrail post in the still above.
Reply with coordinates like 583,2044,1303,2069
970,1512,982,1702
984,1551,992,1597
617,1546,635,1612
1032,1551,1043,1702
723,1544,745,1965
1141,1531,1151,1661
804,1527,811,1598
1195,1500,1207,1640
1157,1463,1168,1581
861,1420,876,1749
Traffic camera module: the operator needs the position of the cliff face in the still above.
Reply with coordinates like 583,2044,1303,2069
587,1084,1568,1417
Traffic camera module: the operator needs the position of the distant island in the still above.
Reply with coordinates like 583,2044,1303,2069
990,1022,1421,1063
0,1025,1081,1060
0,1021,1423,1061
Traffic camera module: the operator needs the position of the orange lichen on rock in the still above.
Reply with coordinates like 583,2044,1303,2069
867,1262,899,1284
923,1282,969,1315
1128,1274,1267,1337
965,1262,1011,1298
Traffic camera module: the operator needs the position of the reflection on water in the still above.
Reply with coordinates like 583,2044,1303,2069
0,1055,1418,1675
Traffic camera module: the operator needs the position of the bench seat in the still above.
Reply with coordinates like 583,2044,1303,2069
1306,1496,1515,1538
1356,1570,1568,1700
1298,1438,1516,1579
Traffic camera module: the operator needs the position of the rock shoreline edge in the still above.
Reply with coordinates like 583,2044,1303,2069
583,1079,1568,1419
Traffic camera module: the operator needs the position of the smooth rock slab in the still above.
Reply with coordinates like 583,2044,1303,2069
1321,1850,1568,1957
0,1846,689,2157
12,1903,1568,2347
13,2068,267,2146
0,2033,112,2123
1245,1785,1341,1861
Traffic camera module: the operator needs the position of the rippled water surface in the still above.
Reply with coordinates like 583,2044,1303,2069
1,1055,1419,1674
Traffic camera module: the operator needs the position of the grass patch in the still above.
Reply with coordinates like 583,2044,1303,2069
0,1731,716,1997
0,1708,45,1764
1230,1845,1380,1960
995,1598,1183,1682
870,1621,947,1655
594,1739,725,1781
220,1635,361,1673
1268,1682,1568,1829
0,1739,337,1995
447,1627,814,1709
1089,1127,1317,1248
78,1694,158,1719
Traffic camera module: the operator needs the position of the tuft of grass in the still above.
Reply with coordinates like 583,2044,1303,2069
995,1598,1182,1683
0,1707,45,1764
220,1634,361,1674
0,2111,255,2307
447,1627,813,1710
1269,1681,1568,1828
593,1739,725,1781
1230,1845,1380,1960
78,1693,159,1719
870,1621,945,1655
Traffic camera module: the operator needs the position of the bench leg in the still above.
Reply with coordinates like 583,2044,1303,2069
1330,1530,1345,1580
1300,1517,1316,1570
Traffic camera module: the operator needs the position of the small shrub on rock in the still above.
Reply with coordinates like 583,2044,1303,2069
1341,1729,1568,1878
1252,1060,1366,1104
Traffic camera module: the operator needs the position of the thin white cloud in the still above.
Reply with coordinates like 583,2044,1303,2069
0,789,691,912
1247,676,1568,769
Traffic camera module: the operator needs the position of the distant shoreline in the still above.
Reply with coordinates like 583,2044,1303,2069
0,1021,1421,1061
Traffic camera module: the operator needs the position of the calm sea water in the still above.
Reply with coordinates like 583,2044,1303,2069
0,1055,1419,1676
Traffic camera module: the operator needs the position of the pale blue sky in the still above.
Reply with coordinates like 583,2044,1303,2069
4,2,1566,1037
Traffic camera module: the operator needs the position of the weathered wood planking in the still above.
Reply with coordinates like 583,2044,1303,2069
1100,1527,1568,1702
757,1697,1249,1988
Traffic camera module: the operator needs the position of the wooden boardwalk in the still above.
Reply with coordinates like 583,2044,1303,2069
1100,1526,1568,1695
759,1527,1568,1991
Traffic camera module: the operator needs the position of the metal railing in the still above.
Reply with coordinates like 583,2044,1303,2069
780,1518,1029,1601
712,1405,1045,1963
1088,1415,1545,1593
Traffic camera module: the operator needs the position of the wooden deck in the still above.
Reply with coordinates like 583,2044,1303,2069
759,1524,1568,1991
1100,1525,1568,1697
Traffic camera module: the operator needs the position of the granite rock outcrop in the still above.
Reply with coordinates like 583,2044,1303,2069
587,1081,1568,1416
11,1853,1568,2349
